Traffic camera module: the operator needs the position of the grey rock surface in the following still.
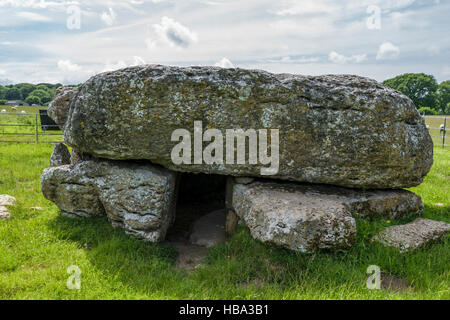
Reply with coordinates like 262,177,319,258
47,86,79,128
226,210,240,236
50,143,71,167
189,209,227,247
0,206,11,220
0,194,16,220
234,177,255,185
50,65,432,189
231,182,423,252
41,159,178,242
0,194,16,206
374,218,450,252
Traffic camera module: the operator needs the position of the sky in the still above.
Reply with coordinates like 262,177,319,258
0,0,449,85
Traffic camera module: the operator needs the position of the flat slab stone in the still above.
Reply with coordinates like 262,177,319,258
374,218,450,252
189,209,227,247
231,181,423,252
0,194,16,206
42,159,178,242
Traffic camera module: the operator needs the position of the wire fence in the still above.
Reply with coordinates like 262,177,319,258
0,109,63,143
0,109,448,147
424,115,448,148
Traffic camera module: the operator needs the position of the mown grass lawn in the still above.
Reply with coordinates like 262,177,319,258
0,143,448,300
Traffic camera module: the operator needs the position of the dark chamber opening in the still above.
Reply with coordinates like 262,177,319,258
166,172,227,242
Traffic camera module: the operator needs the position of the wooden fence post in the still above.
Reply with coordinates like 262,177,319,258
443,117,446,148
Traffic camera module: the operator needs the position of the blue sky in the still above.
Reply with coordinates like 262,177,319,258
0,0,449,84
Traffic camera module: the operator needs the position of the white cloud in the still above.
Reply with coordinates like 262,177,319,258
215,57,234,68
152,16,198,48
329,51,367,64
268,56,320,64
376,42,400,60
101,56,146,72
0,69,6,76
0,0,67,8
103,60,128,72
16,11,51,22
57,60,82,72
0,41,18,45
131,56,146,66
145,38,157,50
102,57,147,72
1,0,448,84
101,8,117,26
269,18,334,38
275,1,337,15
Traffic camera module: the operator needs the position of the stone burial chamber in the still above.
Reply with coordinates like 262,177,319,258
42,64,434,253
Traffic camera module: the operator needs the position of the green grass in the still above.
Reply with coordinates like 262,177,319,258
0,144,448,300
0,105,63,143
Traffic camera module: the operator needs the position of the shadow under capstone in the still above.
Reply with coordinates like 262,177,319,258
165,172,227,271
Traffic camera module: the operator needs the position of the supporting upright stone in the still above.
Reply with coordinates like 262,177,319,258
50,143,71,167
42,159,178,242
232,182,424,252
225,210,240,236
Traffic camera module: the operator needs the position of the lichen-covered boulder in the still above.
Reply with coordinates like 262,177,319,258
231,181,423,252
49,65,433,189
41,159,178,242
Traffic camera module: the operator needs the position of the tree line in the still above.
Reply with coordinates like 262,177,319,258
0,83,62,106
0,73,448,114
383,73,449,115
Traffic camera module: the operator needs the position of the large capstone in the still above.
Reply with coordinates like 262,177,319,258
48,65,433,189
41,159,178,242
231,181,423,252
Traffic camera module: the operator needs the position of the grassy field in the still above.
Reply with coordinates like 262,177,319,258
0,105,62,143
0,143,448,300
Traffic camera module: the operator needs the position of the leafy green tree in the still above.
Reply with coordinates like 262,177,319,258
0,86,7,99
18,84,35,100
436,81,450,114
36,84,51,92
5,88,22,100
418,106,438,115
383,73,438,110
0,99,7,105
445,102,450,115
29,89,51,104
25,95,41,105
